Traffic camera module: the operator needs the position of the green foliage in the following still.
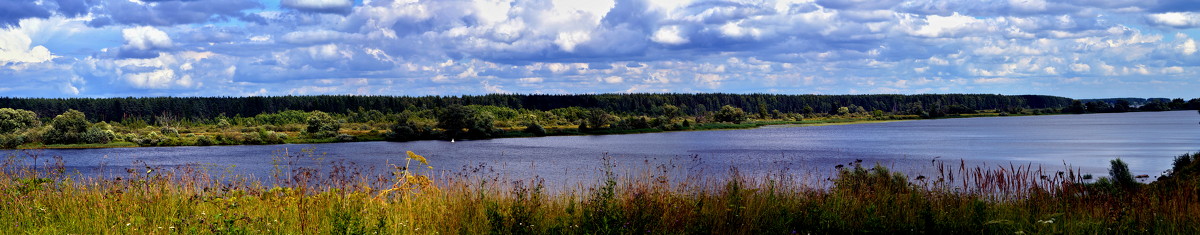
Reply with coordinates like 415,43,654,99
1139,101,1171,111
0,108,39,133
657,104,682,119
715,105,748,124
837,106,850,115
195,135,216,146
0,94,1075,122
1154,152,1200,191
160,126,179,137
387,115,433,141
584,109,617,129
216,118,232,129
1065,100,1086,114
44,110,95,144
0,133,27,148
523,123,547,136
306,111,341,138
832,163,913,196
437,105,495,139
256,110,311,125
1109,158,1137,190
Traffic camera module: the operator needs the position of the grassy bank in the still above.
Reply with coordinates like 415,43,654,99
2,150,1198,234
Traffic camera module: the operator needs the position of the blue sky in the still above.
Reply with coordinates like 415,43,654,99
2,0,1199,99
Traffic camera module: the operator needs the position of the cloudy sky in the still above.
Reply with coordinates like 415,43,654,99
1,0,1198,98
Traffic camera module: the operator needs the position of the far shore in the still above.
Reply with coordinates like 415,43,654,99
9,112,1042,150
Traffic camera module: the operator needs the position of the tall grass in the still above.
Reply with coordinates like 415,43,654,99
1,150,1198,234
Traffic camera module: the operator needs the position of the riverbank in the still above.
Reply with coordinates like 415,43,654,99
12,112,1032,150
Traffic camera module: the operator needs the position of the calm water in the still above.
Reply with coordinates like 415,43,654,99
9,110,1200,186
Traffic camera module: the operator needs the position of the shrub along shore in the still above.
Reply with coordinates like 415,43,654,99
4,94,1198,149
1,149,1198,234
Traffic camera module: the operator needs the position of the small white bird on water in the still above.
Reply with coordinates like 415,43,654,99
451,138,455,143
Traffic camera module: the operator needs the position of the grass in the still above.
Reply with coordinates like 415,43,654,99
2,149,1197,234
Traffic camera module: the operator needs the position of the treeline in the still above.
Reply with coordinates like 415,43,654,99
0,94,1074,122
4,93,1199,149
1064,98,1200,114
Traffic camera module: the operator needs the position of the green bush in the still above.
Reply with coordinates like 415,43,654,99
523,123,547,136
44,110,93,144
0,133,27,148
715,105,748,124
80,127,114,144
0,108,39,133
1109,158,1137,190
135,132,164,146
195,135,216,146
160,126,179,137
306,111,341,138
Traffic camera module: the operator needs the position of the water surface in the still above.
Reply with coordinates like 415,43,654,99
11,110,1200,187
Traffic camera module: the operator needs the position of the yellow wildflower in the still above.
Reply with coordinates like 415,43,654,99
407,151,428,165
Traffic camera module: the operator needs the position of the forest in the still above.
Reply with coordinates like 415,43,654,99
0,93,1076,122
0,93,1196,149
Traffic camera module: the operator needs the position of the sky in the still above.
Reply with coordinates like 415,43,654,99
1,0,1199,99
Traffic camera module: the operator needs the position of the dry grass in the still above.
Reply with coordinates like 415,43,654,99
1,149,1198,234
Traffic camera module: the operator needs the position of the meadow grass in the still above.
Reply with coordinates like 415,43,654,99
1,150,1198,234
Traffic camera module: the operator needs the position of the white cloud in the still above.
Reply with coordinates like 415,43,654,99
973,77,1018,84
652,25,689,45
281,30,359,45
518,77,544,83
695,74,723,89
908,13,986,38
125,69,178,89
1177,35,1197,55
554,31,591,52
600,76,624,84
0,18,64,64
1163,66,1185,74
1147,12,1200,28
122,26,173,50
0,30,55,64
4,0,1200,98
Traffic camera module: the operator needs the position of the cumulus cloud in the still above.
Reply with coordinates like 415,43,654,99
1147,12,1200,28
0,28,55,64
87,0,262,26
0,0,1199,98
652,25,690,45
123,26,173,50
600,76,624,84
119,26,173,58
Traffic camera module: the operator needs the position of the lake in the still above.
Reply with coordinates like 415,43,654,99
8,110,1199,187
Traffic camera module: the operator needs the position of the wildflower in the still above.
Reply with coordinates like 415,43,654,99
407,151,428,165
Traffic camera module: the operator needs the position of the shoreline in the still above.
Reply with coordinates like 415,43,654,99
11,112,1061,150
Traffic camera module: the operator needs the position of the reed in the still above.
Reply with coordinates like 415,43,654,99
1,150,1198,234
